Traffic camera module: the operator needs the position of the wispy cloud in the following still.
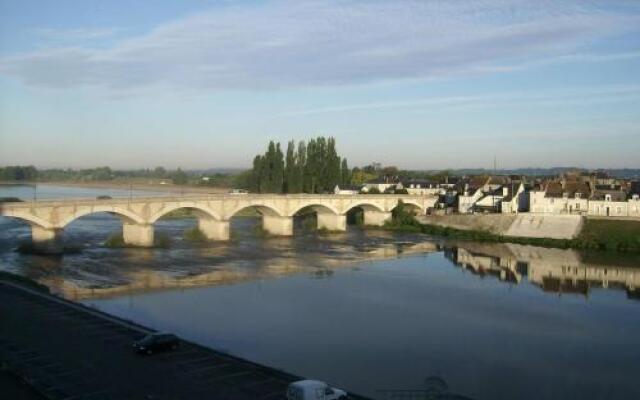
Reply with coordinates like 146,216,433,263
280,84,640,116
33,27,120,43
1,0,639,93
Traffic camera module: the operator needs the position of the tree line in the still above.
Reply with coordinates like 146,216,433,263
248,137,351,193
0,165,194,185
0,166,38,181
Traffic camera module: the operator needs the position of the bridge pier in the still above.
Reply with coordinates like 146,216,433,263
122,223,154,247
262,215,293,236
31,226,63,254
317,213,347,231
363,210,392,226
198,218,230,241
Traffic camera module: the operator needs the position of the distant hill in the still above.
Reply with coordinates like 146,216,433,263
420,168,640,179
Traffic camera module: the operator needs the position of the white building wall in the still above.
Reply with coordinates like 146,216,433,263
458,190,484,214
588,200,628,217
529,192,589,215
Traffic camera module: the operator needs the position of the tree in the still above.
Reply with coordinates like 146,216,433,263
273,142,284,193
250,155,263,192
296,141,306,193
154,166,167,178
367,187,381,194
284,141,296,193
341,159,351,185
304,138,317,193
172,168,188,185
325,137,341,191
382,166,399,178
247,136,349,194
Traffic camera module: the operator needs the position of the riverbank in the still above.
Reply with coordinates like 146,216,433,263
388,216,640,253
0,180,228,195
0,276,370,400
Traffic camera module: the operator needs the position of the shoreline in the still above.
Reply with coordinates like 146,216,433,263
0,180,229,194
381,219,640,253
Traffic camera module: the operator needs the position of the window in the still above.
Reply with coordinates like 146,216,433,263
605,194,611,202
616,207,622,214
575,193,582,199
576,203,580,211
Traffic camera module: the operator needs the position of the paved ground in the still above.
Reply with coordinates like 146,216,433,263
0,281,366,400
0,370,44,399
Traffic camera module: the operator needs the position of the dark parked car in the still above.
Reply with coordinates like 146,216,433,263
132,333,180,355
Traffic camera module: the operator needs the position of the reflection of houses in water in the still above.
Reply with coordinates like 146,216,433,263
445,243,640,299
444,247,524,284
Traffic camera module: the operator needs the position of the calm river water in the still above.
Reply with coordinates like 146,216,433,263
1,184,639,400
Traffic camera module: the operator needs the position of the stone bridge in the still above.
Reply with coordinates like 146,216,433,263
0,194,437,251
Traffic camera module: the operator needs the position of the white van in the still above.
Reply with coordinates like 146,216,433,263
286,380,348,400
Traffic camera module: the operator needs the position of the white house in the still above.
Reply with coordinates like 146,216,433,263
500,182,527,214
529,180,640,217
402,180,445,196
529,181,591,214
361,178,399,193
333,184,362,195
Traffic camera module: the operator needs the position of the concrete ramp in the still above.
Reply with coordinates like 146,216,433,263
505,214,583,239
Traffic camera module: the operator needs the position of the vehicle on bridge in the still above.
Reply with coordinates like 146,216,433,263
287,379,348,400
228,188,249,195
132,332,180,355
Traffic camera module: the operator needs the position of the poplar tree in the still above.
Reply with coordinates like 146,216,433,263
273,142,284,193
284,141,296,193
341,158,351,185
248,136,349,194
296,141,306,194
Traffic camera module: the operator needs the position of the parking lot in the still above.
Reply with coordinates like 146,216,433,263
0,281,368,400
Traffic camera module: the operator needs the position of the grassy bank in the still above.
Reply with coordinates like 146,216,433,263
414,221,640,252
577,219,640,252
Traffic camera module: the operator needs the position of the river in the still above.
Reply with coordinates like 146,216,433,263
1,184,639,400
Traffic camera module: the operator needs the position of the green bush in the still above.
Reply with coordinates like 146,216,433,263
184,227,207,242
104,233,126,248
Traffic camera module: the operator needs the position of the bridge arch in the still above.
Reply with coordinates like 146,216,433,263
290,203,341,217
149,204,223,223
1,211,51,230
226,203,285,219
59,206,145,228
342,201,386,214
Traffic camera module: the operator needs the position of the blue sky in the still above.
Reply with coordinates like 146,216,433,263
0,0,639,170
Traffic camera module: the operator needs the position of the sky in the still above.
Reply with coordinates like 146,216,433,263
0,0,639,170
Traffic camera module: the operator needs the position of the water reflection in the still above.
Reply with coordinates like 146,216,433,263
1,212,440,299
444,242,640,300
